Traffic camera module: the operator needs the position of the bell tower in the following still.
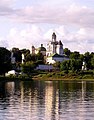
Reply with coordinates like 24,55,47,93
52,32,56,42
57,40,63,55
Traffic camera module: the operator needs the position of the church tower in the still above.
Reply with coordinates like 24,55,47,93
57,40,63,55
51,32,57,54
52,32,56,42
46,32,69,64
46,32,63,57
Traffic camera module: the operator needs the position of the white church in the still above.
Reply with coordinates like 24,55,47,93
46,32,69,64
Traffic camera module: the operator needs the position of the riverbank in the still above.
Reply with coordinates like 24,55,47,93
32,71,94,81
0,75,32,82
0,70,94,81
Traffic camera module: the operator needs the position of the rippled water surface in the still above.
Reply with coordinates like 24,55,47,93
0,80,94,120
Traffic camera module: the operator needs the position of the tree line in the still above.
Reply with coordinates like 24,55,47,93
0,47,44,75
60,48,94,73
0,47,94,75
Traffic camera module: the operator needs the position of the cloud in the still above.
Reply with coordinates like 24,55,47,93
0,0,15,16
4,25,94,53
0,0,14,7
62,28,94,53
0,39,8,48
6,25,46,50
0,1,94,29
0,0,94,53
44,26,94,53
6,3,93,29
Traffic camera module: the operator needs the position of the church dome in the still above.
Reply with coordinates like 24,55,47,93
38,44,46,51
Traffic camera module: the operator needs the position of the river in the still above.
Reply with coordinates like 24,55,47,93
0,80,94,120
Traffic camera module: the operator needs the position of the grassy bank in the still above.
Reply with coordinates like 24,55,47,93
32,70,94,80
0,74,32,82
0,70,94,81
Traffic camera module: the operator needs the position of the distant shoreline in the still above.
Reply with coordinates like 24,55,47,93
32,71,94,81
32,77,94,81
32,76,94,81
0,70,94,81
0,76,32,82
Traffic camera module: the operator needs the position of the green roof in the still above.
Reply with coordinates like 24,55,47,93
52,53,64,58
47,53,69,58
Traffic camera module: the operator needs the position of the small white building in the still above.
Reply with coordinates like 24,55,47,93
22,53,25,64
5,70,18,76
82,61,87,70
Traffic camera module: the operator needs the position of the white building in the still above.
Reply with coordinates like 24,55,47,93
46,32,69,64
46,53,69,64
82,61,87,70
22,53,25,64
5,70,17,76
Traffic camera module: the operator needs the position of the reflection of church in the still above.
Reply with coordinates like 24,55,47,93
46,32,69,64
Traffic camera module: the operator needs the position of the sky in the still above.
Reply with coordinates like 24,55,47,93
0,0,94,53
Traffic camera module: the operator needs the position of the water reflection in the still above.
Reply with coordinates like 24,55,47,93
0,80,94,119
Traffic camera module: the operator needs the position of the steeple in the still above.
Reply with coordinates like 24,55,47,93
52,32,56,42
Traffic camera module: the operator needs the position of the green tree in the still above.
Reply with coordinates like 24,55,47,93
20,49,30,55
79,54,84,61
0,47,11,75
70,59,82,72
70,51,80,59
64,48,71,57
53,61,60,70
36,52,44,63
84,52,91,70
60,60,70,73
91,55,94,69
25,54,32,62
25,54,38,62
12,47,22,62
21,61,36,75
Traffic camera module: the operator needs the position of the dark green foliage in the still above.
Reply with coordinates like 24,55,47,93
70,59,82,72
12,48,22,62
91,55,94,69
84,52,91,70
25,54,33,62
60,59,82,73
35,60,44,66
0,47,11,75
60,60,70,73
25,51,44,64
20,49,30,55
64,48,71,57
36,52,44,63
70,51,80,59
53,61,60,70
21,61,36,74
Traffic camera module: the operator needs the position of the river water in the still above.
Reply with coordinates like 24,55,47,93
0,80,94,120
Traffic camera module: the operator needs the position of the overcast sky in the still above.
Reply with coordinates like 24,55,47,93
0,0,94,53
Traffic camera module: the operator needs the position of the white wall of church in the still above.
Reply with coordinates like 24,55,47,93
46,56,69,64
46,57,56,64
